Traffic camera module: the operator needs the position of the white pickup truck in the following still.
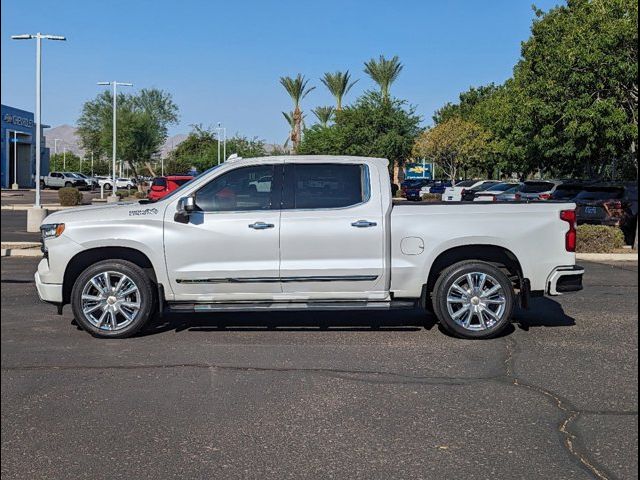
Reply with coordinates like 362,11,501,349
35,156,584,339
40,172,87,189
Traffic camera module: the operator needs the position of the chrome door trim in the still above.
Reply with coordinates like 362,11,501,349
176,275,379,284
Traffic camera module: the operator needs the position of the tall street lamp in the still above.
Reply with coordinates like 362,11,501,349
11,32,66,231
97,80,133,200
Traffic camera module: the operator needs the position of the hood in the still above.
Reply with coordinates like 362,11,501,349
42,201,156,224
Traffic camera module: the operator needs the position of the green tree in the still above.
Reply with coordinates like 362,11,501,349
280,74,315,152
298,91,422,181
77,88,178,181
412,118,492,183
311,106,335,127
512,0,638,178
321,71,358,110
363,55,403,101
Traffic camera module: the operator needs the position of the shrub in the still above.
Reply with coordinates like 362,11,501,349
134,191,147,199
420,193,442,202
58,187,83,206
576,225,625,253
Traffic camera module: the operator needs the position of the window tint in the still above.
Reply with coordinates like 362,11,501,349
576,187,624,200
287,163,365,209
521,181,555,193
456,180,476,187
195,165,274,212
152,177,167,188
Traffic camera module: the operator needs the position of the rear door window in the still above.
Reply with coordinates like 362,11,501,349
284,163,367,209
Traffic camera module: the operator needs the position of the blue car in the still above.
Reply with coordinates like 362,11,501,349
428,180,452,195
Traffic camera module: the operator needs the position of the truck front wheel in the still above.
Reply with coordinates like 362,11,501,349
433,261,515,339
70,260,155,338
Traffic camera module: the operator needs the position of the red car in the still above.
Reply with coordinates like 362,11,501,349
147,175,194,201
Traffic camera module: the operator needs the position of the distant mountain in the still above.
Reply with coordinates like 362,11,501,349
44,125,187,158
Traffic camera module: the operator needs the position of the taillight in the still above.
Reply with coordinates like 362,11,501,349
460,189,466,198
515,193,521,201
606,200,623,210
560,209,577,252
539,193,551,200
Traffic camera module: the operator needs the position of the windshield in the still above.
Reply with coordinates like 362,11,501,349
455,180,476,187
552,185,584,199
143,165,222,203
576,187,624,201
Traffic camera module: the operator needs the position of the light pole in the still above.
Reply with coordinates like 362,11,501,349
216,122,227,164
97,80,133,200
11,32,66,231
54,138,60,170
90,152,94,177
63,144,66,170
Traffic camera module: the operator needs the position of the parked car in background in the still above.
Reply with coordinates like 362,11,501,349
401,178,432,198
423,180,452,196
516,180,563,201
550,182,591,201
98,177,136,191
460,181,502,202
147,175,194,201
442,180,486,202
473,182,521,202
71,172,99,189
40,172,87,189
575,184,635,230
494,185,522,202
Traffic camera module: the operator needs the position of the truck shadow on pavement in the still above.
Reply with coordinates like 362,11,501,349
137,297,575,337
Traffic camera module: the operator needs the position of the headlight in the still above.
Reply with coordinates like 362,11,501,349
40,223,65,239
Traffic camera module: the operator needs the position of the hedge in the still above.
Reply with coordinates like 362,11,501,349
58,187,83,206
576,225,625,253
420,193,442,202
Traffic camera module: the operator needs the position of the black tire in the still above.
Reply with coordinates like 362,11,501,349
40,180,46,189
65,181,73,188
432,260,515,339
71,259,155,338
104,183,112,190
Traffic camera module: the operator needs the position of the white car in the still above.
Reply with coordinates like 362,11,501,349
97,177,135,190
35,155,584,340
442,180,487,202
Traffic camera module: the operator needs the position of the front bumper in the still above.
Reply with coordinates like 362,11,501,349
546,265,585,295
35,271,63,303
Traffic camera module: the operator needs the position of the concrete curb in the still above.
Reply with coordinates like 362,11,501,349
1,204,80,211
577,253,638,262
1,242,42,258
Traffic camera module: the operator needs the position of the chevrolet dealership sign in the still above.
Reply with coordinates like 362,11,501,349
3,113,34,128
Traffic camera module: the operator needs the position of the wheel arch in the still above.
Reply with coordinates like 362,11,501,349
423,244,524,306
62,247,158,304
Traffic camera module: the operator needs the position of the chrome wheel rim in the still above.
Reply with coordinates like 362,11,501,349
446,272,506,331
81,271,141,331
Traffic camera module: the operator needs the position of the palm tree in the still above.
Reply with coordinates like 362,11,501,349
363,55,403,101
312,106,335,127
321,71,358,110
280,74,315,152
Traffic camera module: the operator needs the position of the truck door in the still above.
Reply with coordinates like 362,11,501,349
163,163,283,302
279,162,387,300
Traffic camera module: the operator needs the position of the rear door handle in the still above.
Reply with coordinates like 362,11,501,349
249,222,275,230
351,220,377,228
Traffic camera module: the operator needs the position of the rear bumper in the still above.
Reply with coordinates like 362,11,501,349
34,271,63,303
546,265,585,295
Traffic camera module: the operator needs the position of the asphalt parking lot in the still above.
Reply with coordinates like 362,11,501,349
1,257,637,480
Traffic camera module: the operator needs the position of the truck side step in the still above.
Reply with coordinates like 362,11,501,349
167,300,416,313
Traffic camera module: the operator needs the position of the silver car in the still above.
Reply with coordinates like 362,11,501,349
517,180,564,201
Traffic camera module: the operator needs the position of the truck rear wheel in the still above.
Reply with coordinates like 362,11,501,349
70,259,155,338
433,261,514,339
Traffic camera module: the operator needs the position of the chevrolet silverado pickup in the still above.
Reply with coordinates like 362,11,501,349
35,156,584,339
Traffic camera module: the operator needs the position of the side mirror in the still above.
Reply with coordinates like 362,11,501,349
174,196,196,223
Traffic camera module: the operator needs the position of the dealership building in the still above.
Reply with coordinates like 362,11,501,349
1,104,50,189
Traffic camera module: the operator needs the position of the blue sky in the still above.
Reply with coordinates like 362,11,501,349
1,0,562,144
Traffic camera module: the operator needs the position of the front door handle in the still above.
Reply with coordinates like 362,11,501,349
249,222,275,230
351,220,377,228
